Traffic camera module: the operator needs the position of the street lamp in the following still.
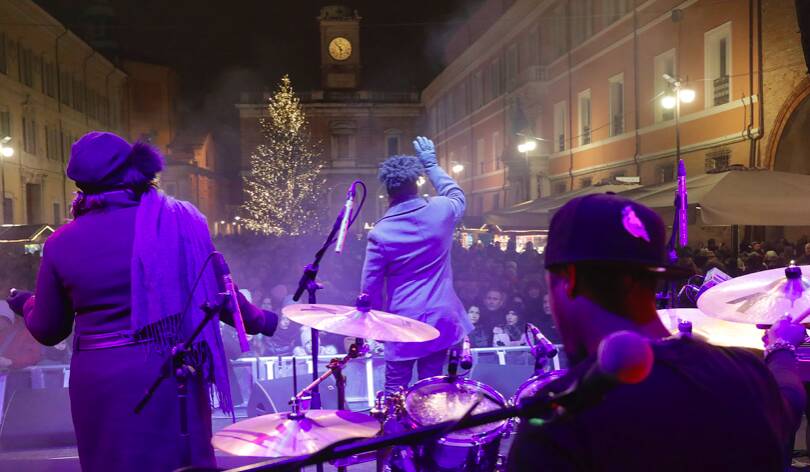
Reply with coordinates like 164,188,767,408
515,133,544,154
660,74,695,166
0,137,13,158
0,136,13,224
451,162,465,174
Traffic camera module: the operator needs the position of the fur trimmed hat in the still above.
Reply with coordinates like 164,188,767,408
67,131,164,192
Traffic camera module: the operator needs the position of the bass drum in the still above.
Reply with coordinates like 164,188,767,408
402,376,509,472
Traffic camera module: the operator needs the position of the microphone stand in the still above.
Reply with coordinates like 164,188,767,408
292,207,345,414
291,200,356,472
663,160,692,335
134,293,229,469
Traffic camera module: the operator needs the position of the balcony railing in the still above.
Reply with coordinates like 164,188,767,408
581,126,591,145
713,75,729,106
508,65,549,90
611,114,624,136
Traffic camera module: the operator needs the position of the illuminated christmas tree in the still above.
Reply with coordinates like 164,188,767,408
242,75,325,235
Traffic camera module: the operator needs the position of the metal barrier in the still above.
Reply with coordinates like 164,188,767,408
14,346,563,409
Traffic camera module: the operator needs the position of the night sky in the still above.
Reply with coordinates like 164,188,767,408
34,0,485,134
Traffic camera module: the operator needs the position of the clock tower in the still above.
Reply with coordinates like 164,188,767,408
318,5,361,89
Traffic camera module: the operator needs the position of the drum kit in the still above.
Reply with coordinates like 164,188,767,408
212,264,810,471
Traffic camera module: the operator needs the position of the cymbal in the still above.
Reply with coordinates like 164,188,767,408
213,409,379,458
697,265,810,325
657,308,764,350
283,304,440,342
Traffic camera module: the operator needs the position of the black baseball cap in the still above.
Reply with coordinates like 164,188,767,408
544,193,688,277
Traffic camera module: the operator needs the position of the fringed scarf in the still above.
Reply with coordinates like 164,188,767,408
128,188,233,415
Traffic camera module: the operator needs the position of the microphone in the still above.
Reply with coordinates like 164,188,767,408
211,252,250,353
677,159,688,248
519,331,654,416
335,183,357,253
460,336,473,370
526,322,558,359
447,349,460,378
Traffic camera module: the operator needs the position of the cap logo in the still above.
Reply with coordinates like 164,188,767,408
622,206,650,242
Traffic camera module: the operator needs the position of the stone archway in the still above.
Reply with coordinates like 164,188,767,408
766,76,810,172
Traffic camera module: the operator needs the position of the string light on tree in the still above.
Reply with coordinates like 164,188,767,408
242,75,325,236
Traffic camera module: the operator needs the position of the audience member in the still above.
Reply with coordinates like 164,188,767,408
479,288,507,332
466,306,490,348
0,301,41,369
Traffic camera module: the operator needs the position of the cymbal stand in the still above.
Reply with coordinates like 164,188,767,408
287,339,367,472
289,339,368,415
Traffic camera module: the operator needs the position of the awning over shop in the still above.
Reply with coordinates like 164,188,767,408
485,169,810,230
0,224,55,243
484,183,641,229
620,169,810,226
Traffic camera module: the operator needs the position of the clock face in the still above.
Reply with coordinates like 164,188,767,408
328,37,352,61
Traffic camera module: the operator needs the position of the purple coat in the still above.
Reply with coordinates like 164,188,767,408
24,193,272,471
361,166,472,361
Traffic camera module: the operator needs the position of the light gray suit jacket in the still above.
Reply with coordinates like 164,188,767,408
361,165,473,361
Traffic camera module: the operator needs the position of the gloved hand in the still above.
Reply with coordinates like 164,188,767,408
6,289,33,316
764,315,807,351
413,136,437,169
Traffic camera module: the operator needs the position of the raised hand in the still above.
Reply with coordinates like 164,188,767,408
413,136,437,169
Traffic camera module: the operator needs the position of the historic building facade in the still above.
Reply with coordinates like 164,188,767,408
422,0,807,218
237,6,423,223
162,129,228,232
0,0,127,225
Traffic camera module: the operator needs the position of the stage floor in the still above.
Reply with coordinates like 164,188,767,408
1,410,807,471
0,408,514,471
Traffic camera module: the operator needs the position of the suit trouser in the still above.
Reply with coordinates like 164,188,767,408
384,348,448,394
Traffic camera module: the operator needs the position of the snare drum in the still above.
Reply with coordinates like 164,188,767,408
402,376,508,472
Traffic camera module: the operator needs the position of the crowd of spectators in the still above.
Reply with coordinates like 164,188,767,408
215,234,562,360
7,232,810,372
676,237,810,278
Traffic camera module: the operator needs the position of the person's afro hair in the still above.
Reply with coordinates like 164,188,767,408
378,155,424,192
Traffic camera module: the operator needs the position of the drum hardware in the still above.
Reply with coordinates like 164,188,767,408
396,376,509,472
371,388,407,423
226,385,554,471
525,322,557,375
289,337,369,414
507,370,567,435
212,408,380,458
289,183,367,472
657,308,764,350
231,332,651,472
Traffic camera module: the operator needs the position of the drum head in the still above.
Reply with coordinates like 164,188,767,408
404,376,507,442
513,370,567,405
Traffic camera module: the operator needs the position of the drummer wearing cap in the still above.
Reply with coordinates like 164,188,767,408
508,193,806,471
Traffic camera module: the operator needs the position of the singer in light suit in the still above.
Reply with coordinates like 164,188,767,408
361,136,472,393
6,132,277,472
